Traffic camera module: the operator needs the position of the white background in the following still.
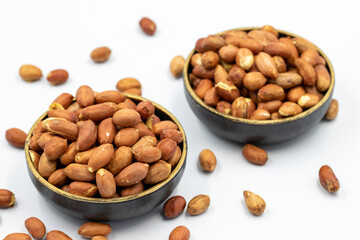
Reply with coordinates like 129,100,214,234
0,0,359,239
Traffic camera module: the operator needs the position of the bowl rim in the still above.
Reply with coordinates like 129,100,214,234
25,93,187,204
183,27,335,125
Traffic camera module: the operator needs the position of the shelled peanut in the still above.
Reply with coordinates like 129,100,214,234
169,226,190,240
243,190,266,216
5,128,27,148
19,64,42,82
139,17,156,36
0,189,15,208
78,222,111,238
319,165,340,193
189,25,332,120
25,217,46,239
91,47,111,63
27,85,184,198
116,77,142,96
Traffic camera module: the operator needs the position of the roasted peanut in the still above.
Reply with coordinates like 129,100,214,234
242,144,268,165
319,165,340,193
325,99,338,120
91,47,111,63
198,149,217,172
243,190,266,216
139,17,156,35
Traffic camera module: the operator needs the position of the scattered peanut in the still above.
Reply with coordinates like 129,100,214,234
319,165,340,193
3,233,32,240
163,195,186,219
187,194,210,216
169,226,190,240
5,128,27,148
91,47,111,63
170,55,185,78
243,190,266,216
242,144,268,165
325,99,338,120
24,217,46,239
116,77,142,96
0,189,15,208
47,69,69,85
139,17,156,35
198,149,217,172
78,222,112,238
19,64,42,82
47,230,72,240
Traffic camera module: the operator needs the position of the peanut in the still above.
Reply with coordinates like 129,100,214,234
19,64,42,82
24,217,46,239
169,226,190,240
78,222,112,238
5,128,27,148
139,17,156,35
170,55,185,78
91,47,111,63
47,69,69,85
0,189,15,208
163,195,186,219
198,149,217,172
242,144,268,165
319,165,340,193
243,190,266,215
325,99,339,120
187,194,210,216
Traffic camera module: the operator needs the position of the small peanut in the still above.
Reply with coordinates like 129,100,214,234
170,56,185,78
319,165,340,193
325,99,338,120
91,47,111,63
139,17,156,35
242,144,268,165
198,149,217,172
243,190,266,216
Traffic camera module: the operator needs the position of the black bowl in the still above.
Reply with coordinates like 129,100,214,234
25,94,187,221
183,27,335,144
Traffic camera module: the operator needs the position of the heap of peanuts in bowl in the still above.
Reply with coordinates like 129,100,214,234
183,25,338,143
24,82,187,221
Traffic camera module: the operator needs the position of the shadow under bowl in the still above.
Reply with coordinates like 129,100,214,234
183,27,334,144
25,94,187,221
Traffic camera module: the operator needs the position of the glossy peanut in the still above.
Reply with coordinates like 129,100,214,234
325,99,338,120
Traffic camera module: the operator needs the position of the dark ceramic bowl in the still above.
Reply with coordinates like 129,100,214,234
183,27,335,144
25,94,187,221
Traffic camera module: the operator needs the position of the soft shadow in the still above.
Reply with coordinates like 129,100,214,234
257,123,325,151
40,196,84,225
110,204,163,229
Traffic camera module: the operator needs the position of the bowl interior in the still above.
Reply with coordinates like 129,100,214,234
25,93,187,204
183,27,335,126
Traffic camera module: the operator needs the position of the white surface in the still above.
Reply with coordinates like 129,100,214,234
0,0,359,239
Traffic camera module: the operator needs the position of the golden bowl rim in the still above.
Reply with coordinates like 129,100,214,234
24,93,187,204
183,27,335,125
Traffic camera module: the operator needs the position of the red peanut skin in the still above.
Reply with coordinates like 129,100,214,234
242,144,268,165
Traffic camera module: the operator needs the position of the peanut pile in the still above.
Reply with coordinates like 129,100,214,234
27,85,184,198
189,25,332,120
